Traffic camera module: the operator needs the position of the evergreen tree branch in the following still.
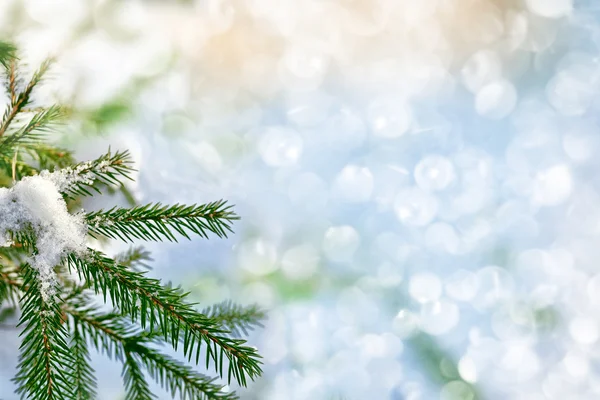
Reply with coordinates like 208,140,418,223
115,246,153,272
123,350,156,400
6,59,17,103
86,200,238,243
69,320,98,400
0,41,17,68
13,266,75,400
67,250,262,386
26,143,76,171
129,339,237,400
202,301,266,337
0,105,65,157
67,301,238,400
0,261,22,306
59,149,135,199
0,58,52,138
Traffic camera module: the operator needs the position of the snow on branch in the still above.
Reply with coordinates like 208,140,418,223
0,171,87,302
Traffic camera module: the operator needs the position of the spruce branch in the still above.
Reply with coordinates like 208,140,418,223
26,143,76,171
130,339,238,400
0,265,21,305
115,246,153,271
86,200,238,243
0,105,65,157
123,350,156,400
0,43,263,399
69,320,98,400
0,58,52,138
13,266,76,400
68,250,263,386
58,149,135,198
202,301,266,337
0,41,17,68
67,300,238,400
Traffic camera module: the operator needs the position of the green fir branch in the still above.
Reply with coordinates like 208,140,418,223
202,301,266,337
0,44,263,400
60,149,135,199
13,266,75,400
86,200,238,243
0,41,17,68
0,261,22,306
69,320,98,400
25,144,76,171
130,339,237,400
123,350,156,400
115,246,153,271
0,105,65,157
67,300,238,400
67,250,263,387
0,58,52,138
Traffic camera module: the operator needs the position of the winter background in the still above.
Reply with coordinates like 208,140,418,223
0,0,598,399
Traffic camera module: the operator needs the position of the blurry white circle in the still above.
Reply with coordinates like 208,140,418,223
394,187,438,227
425,223,460,254
461,50,503,93
258,127,303,167
440,381,475,400
563,351,589,378
279,45,328,90
323,107,367,151
569,317,599,344
409,273,442,303
368,98,412,138
238,238,278,276
285,90,332,127
458,356,478,383
420,301,460,335
241,281,276,308
446,270,480,302
281,244,319,280
531,164,572,206
526,0,573,18
475,80,517,119
332,165,374,203
186,141,223,174
546,66,595,116
392,309,420,339
473,266,515,310
563,130,598,162
414,155,456,191
500,345,540,382
288,172,328,212
323,225,360,263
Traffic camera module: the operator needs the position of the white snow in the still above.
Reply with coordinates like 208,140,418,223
0,170,89,302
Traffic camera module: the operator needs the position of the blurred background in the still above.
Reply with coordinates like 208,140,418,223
0,0,599,399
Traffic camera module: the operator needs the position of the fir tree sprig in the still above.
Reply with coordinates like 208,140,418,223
0,42,264,400
0,41,16,68
202,301,266,337
115,245,153,271
123,349,156,400
66,297,238,400
69,320,98,400
0,105,65,157
86,200,239,243
0,58,52,138
58,149,135,198
13,266,75,400
0,262,21,306
67,250,263,386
